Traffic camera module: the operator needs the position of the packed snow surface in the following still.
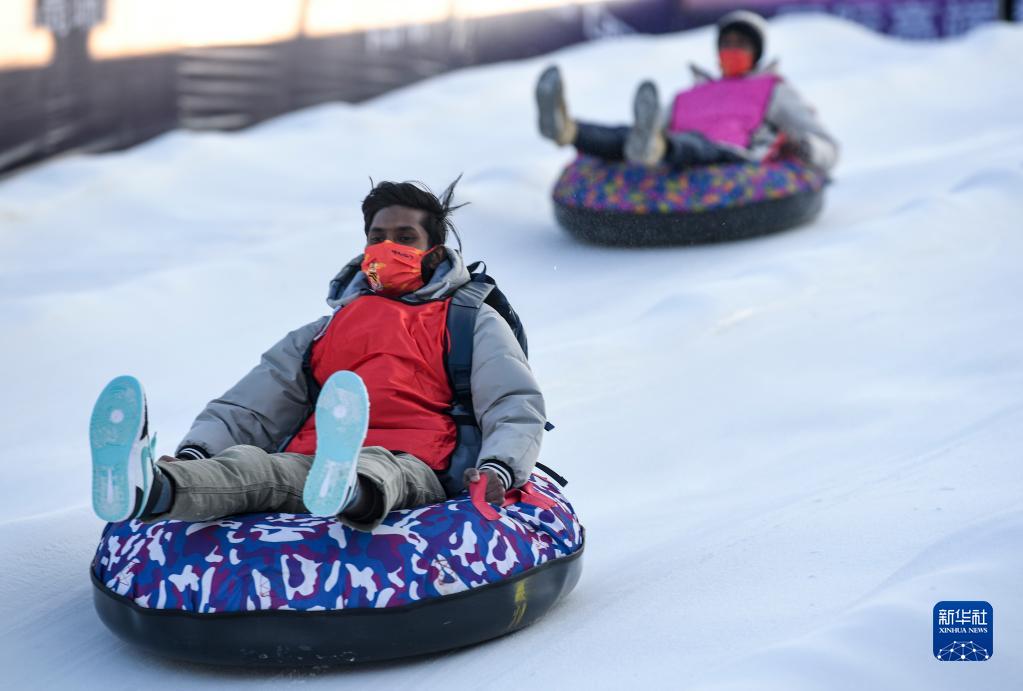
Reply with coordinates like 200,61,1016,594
1,14,1021,690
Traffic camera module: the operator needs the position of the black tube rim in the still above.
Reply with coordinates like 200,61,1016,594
92,545,584,667
554,188,825,247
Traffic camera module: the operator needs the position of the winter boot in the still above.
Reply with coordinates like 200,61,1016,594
90,375,160,522
303,371,371,517
624,80,667,166
535,65,578,146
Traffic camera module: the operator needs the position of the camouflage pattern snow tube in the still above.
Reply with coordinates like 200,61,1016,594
552,156,827,246
91,470,583,667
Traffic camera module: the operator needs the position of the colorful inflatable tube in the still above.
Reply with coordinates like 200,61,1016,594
91,470,583,666
552,156,827,246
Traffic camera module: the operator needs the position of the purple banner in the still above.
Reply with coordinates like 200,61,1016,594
678,0,1004,38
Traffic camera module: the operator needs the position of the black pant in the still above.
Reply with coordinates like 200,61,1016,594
574,121,743,168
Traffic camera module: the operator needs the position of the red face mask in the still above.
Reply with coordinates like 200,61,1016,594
361,241,429,297
719,48,755,78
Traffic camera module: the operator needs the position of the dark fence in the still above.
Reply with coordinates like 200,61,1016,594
0,0,1014,175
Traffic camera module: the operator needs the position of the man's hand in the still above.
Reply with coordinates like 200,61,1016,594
463,467,507,503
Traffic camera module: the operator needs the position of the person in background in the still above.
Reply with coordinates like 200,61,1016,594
536,10,838,173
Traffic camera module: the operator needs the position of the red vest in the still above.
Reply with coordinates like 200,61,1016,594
285,295,457,470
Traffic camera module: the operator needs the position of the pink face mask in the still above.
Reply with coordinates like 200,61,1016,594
361,241,430,297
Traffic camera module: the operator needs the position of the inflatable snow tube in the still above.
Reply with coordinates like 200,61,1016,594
552,156,827,246
91,470,583,667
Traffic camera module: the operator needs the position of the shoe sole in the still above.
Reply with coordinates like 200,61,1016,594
625,81,661,164
536,66,564,142
304,371,370,517
90,376,147,523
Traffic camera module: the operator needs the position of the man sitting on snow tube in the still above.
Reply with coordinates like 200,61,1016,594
535,10,838,174
89,179,546,529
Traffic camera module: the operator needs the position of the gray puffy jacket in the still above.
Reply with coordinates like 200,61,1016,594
176,249,545,490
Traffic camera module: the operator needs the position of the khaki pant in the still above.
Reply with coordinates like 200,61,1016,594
156,445,445,531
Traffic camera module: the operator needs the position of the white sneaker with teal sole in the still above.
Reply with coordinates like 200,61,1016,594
303,371,370,517
90,375,157,522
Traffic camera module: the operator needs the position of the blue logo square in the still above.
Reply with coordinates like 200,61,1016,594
934,601,993,661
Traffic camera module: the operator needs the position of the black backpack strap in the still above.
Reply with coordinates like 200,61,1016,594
438,281,495,498
535,462,568,487
446,280,495,414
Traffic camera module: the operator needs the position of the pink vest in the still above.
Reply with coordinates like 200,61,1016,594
669,74,780,149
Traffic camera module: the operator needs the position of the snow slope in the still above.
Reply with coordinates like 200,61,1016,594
1,14,1021,689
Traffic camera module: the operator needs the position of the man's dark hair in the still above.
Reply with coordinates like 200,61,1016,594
362,178,464,248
